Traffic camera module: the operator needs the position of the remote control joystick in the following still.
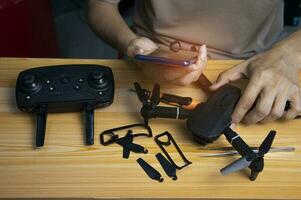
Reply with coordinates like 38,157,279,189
16,64,114,147
89,70,107,89
21,74,40,93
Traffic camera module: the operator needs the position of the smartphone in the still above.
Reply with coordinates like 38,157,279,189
134,54,197,67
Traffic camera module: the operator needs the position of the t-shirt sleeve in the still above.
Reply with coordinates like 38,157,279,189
98,0,120,4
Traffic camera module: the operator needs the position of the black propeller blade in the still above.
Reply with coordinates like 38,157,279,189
134,82,148,104
156,153,177,180
259,130,276,155
150,84,160,107
137,158,164,182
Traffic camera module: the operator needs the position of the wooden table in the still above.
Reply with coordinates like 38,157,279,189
0,57,300,199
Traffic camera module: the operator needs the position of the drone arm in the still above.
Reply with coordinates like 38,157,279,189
142,106,191,120
161,94,192,105
223,127,255,157
155,106,191,119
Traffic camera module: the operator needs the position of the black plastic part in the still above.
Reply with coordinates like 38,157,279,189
249,170,259,181
156,153,177,180
155,131,192,170
259,130,276,155
84,103,94,145
161,93,192,106
134,82,148,105
121,131,133,158
186,84,241,145
137,158,164,182
36,105,48,147
223,127,255,157
150,84,160,106
141,106,191,122
116,132,148,155
249,157,264,181
99,123,153,145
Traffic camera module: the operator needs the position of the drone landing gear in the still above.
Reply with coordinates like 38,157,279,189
35,103,96,147
36,105,48,147
84,103,94,145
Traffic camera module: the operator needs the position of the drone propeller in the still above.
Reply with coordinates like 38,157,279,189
220,156,252,175
220,130,276,177
259,130,276,155
134,82,148,105
150,84,160,107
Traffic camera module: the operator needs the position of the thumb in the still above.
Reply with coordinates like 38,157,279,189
187,44,207,72
209,61,248,91
196,44,207,65
134,48,145,55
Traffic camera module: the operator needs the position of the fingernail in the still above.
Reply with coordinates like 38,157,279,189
230,123,236,129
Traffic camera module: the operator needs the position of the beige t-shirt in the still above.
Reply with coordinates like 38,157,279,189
103,0,284,59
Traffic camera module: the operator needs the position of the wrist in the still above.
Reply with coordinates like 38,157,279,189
275,32,301,68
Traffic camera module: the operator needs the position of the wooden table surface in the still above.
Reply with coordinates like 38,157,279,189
0,57,300,199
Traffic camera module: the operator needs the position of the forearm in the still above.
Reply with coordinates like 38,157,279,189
87,0,137,54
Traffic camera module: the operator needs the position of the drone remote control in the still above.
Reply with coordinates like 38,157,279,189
16,64,114,147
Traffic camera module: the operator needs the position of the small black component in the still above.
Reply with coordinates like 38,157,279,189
134,82,191,124
116,130,148,159
137,158,164,182
187,84,241,145
156,153,177,180
36,105,48,147
161,93,192,106
99,123,152,145
155,131,192,169
118,130,133,158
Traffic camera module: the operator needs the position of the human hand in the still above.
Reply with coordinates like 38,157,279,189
135,44,207,86
210,47,301,124
126,36,159,58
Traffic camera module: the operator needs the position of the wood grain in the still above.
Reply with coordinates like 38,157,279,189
0,57,300,199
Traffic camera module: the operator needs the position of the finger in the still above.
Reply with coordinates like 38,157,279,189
209,61,248,91
171,70,200,86
127,46,144,57
262,93,289,123
187,44,207,72
242,89,276,124
231,76,263,123
196,44,207,65
283,92,301,120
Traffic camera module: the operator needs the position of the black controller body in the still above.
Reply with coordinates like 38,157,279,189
16,64,114,147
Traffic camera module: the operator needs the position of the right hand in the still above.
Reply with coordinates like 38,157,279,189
128,37,208,86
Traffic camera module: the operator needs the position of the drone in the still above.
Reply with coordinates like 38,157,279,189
133,82,276,181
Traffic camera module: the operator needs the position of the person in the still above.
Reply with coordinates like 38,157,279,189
87,0,301,125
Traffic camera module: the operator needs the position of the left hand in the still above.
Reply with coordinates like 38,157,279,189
210,43,301,124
